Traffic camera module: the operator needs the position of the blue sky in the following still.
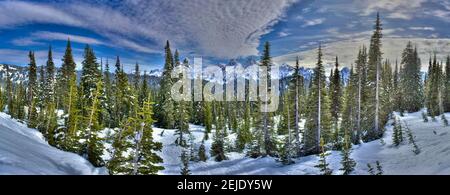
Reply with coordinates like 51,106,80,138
0,0,450,72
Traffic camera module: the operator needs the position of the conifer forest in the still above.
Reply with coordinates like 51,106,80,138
1,0,450,175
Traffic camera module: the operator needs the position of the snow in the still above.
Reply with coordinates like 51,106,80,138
0,112,106,175
155,110,450,175
3,109,450,175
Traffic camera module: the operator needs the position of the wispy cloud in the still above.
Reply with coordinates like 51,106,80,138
301,18,325,27
0,0,298,59
12,31,105,46
409,27,435,31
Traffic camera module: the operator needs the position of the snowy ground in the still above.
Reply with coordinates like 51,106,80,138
0,113,106,175
156,111,450,175
2,110,450,175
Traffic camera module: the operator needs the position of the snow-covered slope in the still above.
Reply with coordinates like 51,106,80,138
155,111,450,175
0,113,105,175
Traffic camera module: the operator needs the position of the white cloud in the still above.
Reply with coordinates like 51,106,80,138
359,0,426,20
278,31,291,37
0,0,298,59
12,31,105,46
301,18,325,27
409,27,436,31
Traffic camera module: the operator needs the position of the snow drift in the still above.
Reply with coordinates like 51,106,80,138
0,112,105,175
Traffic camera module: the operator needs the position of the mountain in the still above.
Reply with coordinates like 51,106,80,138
0,64,28,86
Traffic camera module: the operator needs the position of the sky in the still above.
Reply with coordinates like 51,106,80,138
1,0,450,72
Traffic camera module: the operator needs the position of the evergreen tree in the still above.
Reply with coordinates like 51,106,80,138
203,101,213,140
400,42,423,112
330,56,342,125
340,132,356,175
444,55,450,112
44,46,56,105
236,94,252,151
175,99,190,147
58,39,77,113
260,41,276,156
427,54,442,117
27,51,38,128
365,13,384,141
292,56,304,154
103,59,114,127
133,62,141,91
108,95,164,174
211,102,227,162
64,73,80,153
315,138,332,175
156,41,175,129
180,150,191,175
5,65,14,116
304,45,332,154
198,142,207,162
341,65,358,144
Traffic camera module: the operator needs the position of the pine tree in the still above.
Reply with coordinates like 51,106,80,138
27,51,38,128
37,65,46,132
103,59,114,127
260,41,276,156
64,73,80,153
156,41,175,129
133,62,141,91
58,39,77,113
236,95,252,151
44,46,56,105
203,101,212,140
292,56,304,154
211,102,227,162
304,45,332,154
330,56,342,125
198,142,207,162
365,13,384,141
315,138,332,175
180,150,191,175
113,56,133,126
175,99,190,147
400,42,423,112
427,54,442,117
444,55,450,112
108,95,164,175
5,65,14,116
83,80,104,167
340,132,356,175
341,65,358,144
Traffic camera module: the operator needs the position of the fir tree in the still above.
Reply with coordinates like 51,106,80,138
444,55,450,112
304,45,332,154
400,42,423,112
58,39,77,113
330,56,343,126
44,46,56,105
315,138,332,175
236,94,252,151
27,51,38,128
175,100,190,147
156,40,175,129
198,142,207,162
180,150,191,175
365,12,384,141
203,101,213,140
108,95,164,175
340,132,356,175
260,41,276,156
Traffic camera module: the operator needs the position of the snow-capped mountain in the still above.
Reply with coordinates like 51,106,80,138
0,64,28,86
